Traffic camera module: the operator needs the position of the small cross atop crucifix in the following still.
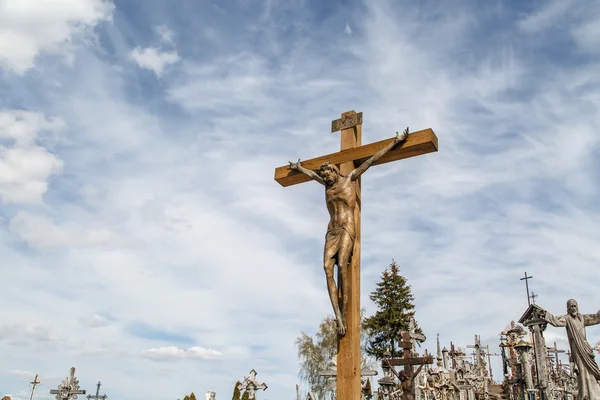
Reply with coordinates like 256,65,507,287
86,382,107,400
237,369,267,400
49,368,86,400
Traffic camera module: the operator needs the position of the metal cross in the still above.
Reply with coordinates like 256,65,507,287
530,291,538,305
49,368,86,400
29,374,41,400
520,272,533,306
87,382,107,400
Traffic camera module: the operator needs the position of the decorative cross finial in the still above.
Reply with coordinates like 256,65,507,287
49,368,86,400
237,369,267,400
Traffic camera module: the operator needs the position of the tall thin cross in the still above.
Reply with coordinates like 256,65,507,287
86,382,107,400
50,368,86,400
29,374,41,400
274,110,438,400
520,272,533,306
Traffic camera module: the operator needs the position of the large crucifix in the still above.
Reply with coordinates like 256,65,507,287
274,110,438,399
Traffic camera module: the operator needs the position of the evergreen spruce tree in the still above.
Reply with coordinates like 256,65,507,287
183,395,190,400
362,259,422,359
241,390,250,400
189,393,197,400
232,381,242,400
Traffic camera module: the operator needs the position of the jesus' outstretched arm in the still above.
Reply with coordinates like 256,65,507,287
583,310,600,326
349,127,410,181
289,159,326,185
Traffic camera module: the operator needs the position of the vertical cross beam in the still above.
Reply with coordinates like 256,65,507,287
335,110,362,400
29,374,41,400
520,272,533,306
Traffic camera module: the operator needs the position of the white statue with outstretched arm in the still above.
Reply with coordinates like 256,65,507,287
544,299,600,400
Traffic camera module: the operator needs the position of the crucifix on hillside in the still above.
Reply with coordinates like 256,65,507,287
274,110,438,400
50,368,86,400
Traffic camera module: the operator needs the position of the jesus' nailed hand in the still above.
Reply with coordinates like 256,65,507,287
288,128,410,336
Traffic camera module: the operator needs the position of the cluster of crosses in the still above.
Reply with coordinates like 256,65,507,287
33,368,108,400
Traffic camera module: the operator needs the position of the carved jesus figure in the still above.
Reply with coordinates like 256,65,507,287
544,299,600,400
289,128,409,336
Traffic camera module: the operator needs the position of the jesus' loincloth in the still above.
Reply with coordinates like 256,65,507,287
324,225,356,261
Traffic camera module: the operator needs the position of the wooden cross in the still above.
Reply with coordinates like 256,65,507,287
448,342,464,369
319,359,378,393
29,374,41,400
384,332,433,400
546,342,565,373
237,369,267,400
50,368,86,400
520,272,533,306
86,382,107,400
274,110,438,400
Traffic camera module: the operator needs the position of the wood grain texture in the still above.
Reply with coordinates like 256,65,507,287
274,128,438,187
336,112,362,400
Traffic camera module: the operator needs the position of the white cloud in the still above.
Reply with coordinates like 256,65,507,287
141,346,222,361
142,346,186,360
0,111,64,205
7,370,35,378
0,0,114,73
2,0,600,399
155,25,174,44
78,314,111,328
9,211,124,250
187,346,223,360
130,47,180,77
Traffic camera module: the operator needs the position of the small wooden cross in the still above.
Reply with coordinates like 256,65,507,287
50,368,86,400
237,369,267,400
274,111,437,400
86,382,107,400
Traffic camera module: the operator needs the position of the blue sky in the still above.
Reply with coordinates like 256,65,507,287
2,0,600,399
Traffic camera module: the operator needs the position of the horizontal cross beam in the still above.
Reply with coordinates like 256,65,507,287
274,128,438,187
386,356,434,366
50,391,86,395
